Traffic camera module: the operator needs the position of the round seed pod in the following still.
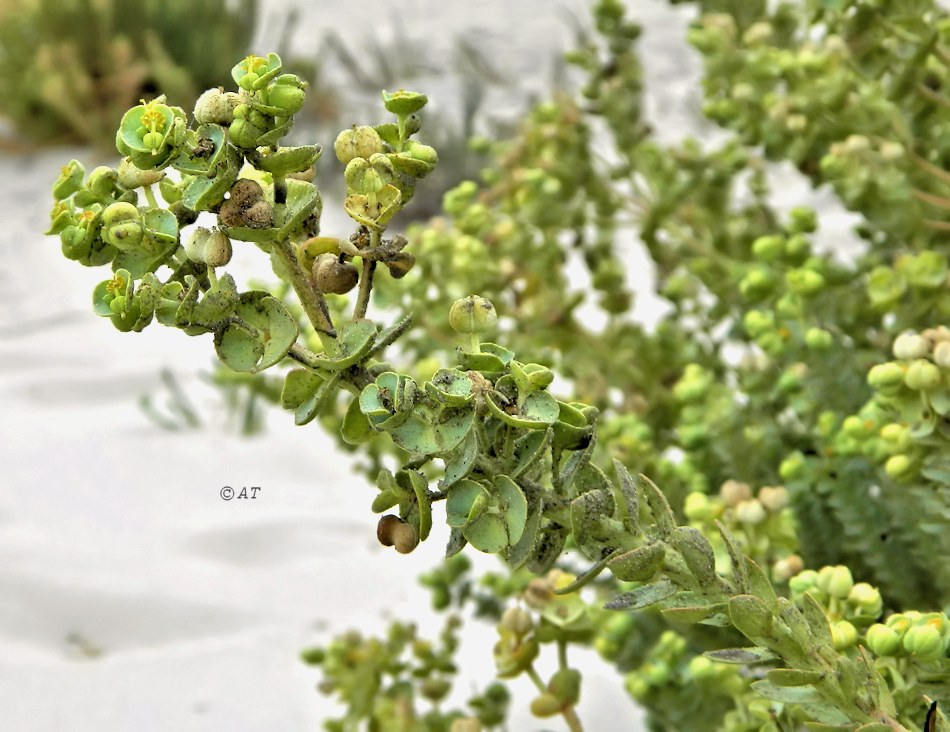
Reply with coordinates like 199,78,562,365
448,295,497,334
334,126,384,164
184,226,231,266
193,87,239,125
218,198,245,227
376,515,403,547
242,200,275,229
203,228,233,267
313,253,359,294
392,521,419,554
229,178,265,207
384,251,415,279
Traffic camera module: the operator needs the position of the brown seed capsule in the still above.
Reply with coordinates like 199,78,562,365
393,521,419,554
229,178,265,207
376,514,403,547
313,253,359,294
242,200,275,229
218,198,244,227
385,251,415,279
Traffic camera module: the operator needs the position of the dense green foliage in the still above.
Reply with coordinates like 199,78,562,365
0,0,255,148
44,0,950,729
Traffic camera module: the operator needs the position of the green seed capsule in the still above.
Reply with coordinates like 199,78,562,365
904,359,942,391
449,295,497,334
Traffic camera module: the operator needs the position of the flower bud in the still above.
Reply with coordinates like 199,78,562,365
893,332,931,360
758,486,789,512
101,202,143,251
903,623,946,661
53,159,85,200
848,582,882,616
404,140,438,165
530,692,564,718
334,126,384,164
499,607,534,637
268,80,306,115
884,454,915,481
450,719,482,732
735,499,767,525
804,327,833,351
786,268,826,296
719,479,751,506
788,569,818,595
831,620,858,650
742,309,774,338
818,565,854,599
751,235,783,261
381,89,428,115
904,359,942,391
683,492,718,522
117,157,164,189
934,340,950,370
779,451,807,481
867,362,906,394
449,295,497,334
866,623,902,656
772,555,804,582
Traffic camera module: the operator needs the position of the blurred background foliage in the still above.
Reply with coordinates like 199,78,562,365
0,0,257,149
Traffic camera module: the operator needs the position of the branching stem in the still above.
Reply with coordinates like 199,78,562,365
353,229,380,320
271,238,340,355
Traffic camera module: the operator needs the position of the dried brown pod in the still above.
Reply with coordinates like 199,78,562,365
228,178,265,207
392,521,419,554
313,253,359,294
384,251,415,279
242,200,275,229
376,514,403,547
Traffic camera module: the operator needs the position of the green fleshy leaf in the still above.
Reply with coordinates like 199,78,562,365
462,512,508,554
446,479,487,528
341,394,373,444
507,484,542,569
608,543,666,582
495,475,527,545
704,647,777,664
486,387,559,430
661,604,727,625
640,474,675,538
425,368,474,406
766,669,824,687
442,429,478,488
309,320,377,370
456,350,506,372
255,145,321,176
174,124,228,175
612,459,640,534
214,292,298,374
510,429,551,478
398,469,431,541
281,368,323,410
604,579,676,611
527,526,569,574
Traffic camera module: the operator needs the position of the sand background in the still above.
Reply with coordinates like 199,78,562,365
0,1,859,729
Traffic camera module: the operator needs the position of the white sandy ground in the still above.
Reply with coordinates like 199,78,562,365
0,1,875,730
